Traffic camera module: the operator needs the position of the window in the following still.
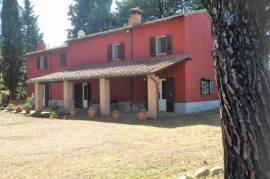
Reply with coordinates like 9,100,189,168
201,79,214,95
112,44,121,60
37,56,47,70
156,36,167,55
60,53,67,67
209,81,214,94
107,43,124,61
150,34,172,56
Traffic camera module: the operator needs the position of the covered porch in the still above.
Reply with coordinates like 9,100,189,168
27,55,190,119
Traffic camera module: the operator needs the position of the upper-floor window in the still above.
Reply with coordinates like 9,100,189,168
108,43,124,61
37,56,48,70
156,36,167,55
112,44,121,60
60,53,67,67
150,34,172,56
201,79,214,95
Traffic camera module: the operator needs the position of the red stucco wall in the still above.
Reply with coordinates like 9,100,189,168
26,11,218,104
183,13,219,102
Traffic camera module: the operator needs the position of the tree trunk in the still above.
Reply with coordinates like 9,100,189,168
212,0,270,178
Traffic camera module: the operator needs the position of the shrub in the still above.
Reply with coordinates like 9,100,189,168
6,103,15,111
23,102,33,111
139,106,147,113
51,102,60,112
49,111,59,119
0,91,3,105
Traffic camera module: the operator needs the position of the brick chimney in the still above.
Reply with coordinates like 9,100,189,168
128,7,143,26
37,42,46,51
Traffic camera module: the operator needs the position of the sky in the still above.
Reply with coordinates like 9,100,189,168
18,0,117,48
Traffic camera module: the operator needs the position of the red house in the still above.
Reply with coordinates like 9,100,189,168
26,8,219,118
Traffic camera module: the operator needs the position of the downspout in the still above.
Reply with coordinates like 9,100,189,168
149,74,160,121
130,28,134,60
129,28,134,111
49,53,53,106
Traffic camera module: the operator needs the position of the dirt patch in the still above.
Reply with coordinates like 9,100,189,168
0,111,223,179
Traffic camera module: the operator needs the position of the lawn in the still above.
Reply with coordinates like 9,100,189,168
0,111,223,179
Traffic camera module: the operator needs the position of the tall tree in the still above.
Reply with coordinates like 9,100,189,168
19,0,43,99
192,0,212,16
86,0,115,34
1,0,23,99
68,0,91,39
22,0,43,53
68,0,114,39
212,0,270,178
115,0,194,26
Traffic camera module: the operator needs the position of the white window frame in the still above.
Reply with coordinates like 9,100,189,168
201,79,214,95
112,43,121,61
201,80,210,95
155,36,167,55
39,56,46,70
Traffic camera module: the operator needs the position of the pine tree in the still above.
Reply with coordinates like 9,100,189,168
68,0,114,39
86,0,114,34
1,0,23,99
212,0,270,178
22,0,43,53
114,0,199,26
68,0,91,39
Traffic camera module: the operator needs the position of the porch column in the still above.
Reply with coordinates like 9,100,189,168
35,82,44,112
99,78,110,116
147,74,159,119
63,80,73,113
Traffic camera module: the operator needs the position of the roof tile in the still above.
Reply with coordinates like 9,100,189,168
27,55,191,83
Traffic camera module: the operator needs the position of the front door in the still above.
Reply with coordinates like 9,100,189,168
43,84,49,107
74,83,83,108
74,83,91,109
163,78,175,112
82,83,88,108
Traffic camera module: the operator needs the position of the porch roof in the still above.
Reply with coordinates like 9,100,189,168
27,55,191,84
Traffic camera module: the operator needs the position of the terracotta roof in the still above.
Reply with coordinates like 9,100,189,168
27,55,191,83
25,44,68,57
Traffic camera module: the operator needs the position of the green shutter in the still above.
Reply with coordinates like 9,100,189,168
119,43,124,60
166,34,173,54
44,56,48,69
37,57,40,70
150,37,156,56
107,44,113,62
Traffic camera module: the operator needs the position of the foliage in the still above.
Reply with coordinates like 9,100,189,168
68,0,115,39
19,0,43,100
114,0,210,27
51,102,60,112
6,103,15,111
21,0,43,53
0,91,3,104
1,0,23,99
23,101,33,110
49,111,59,119
191,0,212,16
139,106,147,113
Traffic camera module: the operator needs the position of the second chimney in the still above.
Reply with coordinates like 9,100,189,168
128,7,143,26
37,42,46,51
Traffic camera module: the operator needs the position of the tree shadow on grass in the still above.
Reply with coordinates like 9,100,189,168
64,109,221,129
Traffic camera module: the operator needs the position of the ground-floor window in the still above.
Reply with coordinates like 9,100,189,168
201,79,214,95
